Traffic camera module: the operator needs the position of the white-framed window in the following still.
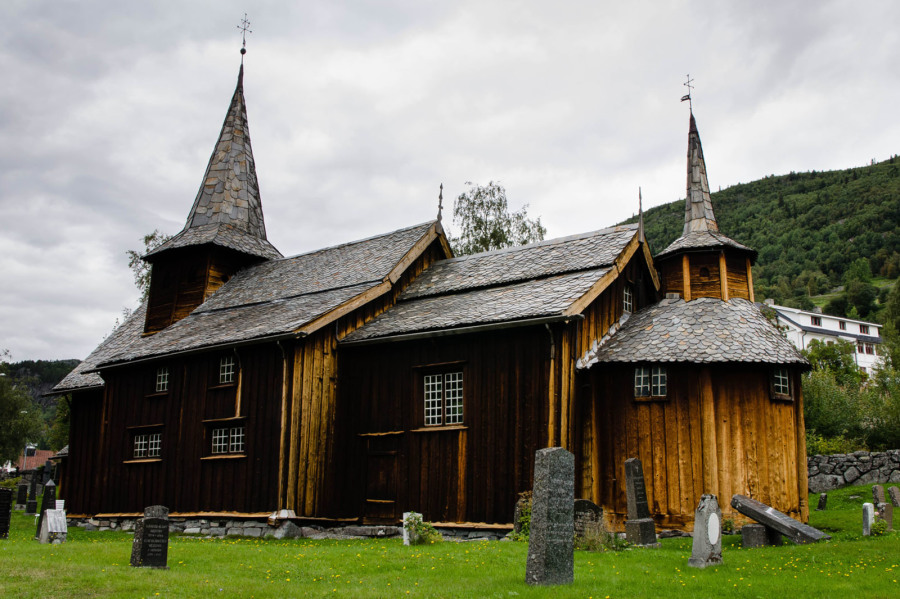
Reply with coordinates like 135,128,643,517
772,367,792,399
623,285,634,313
811,316,822,327
857,341,865,354
133,432,162,459
839,321,846,331
865,343,875,355
635,366,666,398
155,366,169,393
859,324,870,335
219,356,235,384
212,426,245,454
423,371,464,426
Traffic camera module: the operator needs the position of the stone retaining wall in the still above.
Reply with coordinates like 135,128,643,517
808,450,900,493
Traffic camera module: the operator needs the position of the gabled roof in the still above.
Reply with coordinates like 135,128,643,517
54,221,445,389
343,225,649,343
770,307,882,344
656,114,756,261
145,65,281,261
577,297,807,368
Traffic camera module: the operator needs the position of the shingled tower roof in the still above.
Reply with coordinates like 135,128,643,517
656,114,755,260
146,65,281,261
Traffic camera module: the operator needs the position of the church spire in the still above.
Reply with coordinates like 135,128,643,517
146,63,281,261
683,113,718,234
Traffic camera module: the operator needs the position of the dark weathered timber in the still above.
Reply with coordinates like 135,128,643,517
731,494,829,544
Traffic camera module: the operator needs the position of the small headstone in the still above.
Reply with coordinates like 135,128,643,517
688,494,723,568
816,493,827,511
35,480,57,540
862,502,874,536
872,485,886,506
623,458,657,546
0,488,12,540
741,523,783,548
889,486,900,508
15,483,28,510
525,447,574,586
130,505,170,569
877,502,893,532
35,483,43,499
573,499,603,541
39,509,67,544
731,494,830,544
25,477,37,515
402,512,422,546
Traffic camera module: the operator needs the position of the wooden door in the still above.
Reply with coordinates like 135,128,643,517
363,435,402,522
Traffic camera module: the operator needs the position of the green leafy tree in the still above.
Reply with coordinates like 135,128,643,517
126,230,171,301
0,352,45,463
449,181,546,255
802,339,864,387
48,395,70,451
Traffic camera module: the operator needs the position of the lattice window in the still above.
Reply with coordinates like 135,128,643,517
147,433,162,458
155,367,169,393
444,372,464,425
230,427,245,453
634,367,650,397
423,371,464,426
773,368,791,396
623,285,634,313
219,356,235,384
651,366,667,396
212,428,229,454
133,434,149,458
635,366,666,398
211,426,246,455
424,374,443,425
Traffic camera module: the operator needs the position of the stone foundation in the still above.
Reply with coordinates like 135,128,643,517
808,450,900,493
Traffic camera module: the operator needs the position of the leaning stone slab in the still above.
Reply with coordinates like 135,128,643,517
688,494,723,568
731,495,830,544
526,447,574,586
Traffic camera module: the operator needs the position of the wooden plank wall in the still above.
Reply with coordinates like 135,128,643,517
66,345,283,515
585,364,806,530
64,389,104,515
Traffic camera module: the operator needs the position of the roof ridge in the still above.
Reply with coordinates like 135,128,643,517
192,279,383,315
272,220,435,263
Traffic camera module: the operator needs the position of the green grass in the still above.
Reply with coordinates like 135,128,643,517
1,485,898,598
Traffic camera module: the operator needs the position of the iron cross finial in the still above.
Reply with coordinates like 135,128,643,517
437,183,444,221
237,13,252,59
681,74,694,112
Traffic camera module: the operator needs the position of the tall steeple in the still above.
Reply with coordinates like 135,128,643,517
684,113,718,234
146,65,281,262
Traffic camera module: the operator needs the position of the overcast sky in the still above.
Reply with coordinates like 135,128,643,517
2,0,898,361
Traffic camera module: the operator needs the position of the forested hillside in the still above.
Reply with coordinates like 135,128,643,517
626,156,900,318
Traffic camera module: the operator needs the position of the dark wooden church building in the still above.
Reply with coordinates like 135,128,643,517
55,64,808,530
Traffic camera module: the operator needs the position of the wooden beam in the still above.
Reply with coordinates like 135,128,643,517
699,367,718,496
294,280,392,337
277,342,290,509
794,370,809,522
682,254,692,301
746,257,755,302
385,225,444,284
563,268,619,316
641,242,661,291
719,252,729,301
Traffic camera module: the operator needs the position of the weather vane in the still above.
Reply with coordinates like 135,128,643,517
681,74,694,112
437,183,444,221
237,13,252,61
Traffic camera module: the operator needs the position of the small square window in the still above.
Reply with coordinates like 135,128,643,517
772,368,791,399
230,427,245,453
133,431,162,459
811,316,822,327
155,367,169,393
211,426,245,455
623,285,634,314
859,324,870,335
635,366,666,398
839,321,846,331
133,434,148,458
219,356,235,384
423,371,464,426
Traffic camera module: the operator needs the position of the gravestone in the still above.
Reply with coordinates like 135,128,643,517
872,485,886,506
889,486,900,508
35,483,43,499
16,482,27,510
525,448,574,586
862,502,874,536
130,505,170,569
731,495,830,544
39,509,67,544
573,499,603,541
43,461,53,484
402,512,421,546
623,457,657,546
877,502,893,531
816,493,827,511
688,494,722,568
741,523,782,548
35,480,56,540
0,487,12,539
25,477,37,515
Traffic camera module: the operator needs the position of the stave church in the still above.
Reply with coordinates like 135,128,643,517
55,59,809,531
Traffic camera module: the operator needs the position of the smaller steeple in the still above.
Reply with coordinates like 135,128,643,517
684,113,718,234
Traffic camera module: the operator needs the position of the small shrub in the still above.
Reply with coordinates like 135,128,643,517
574,519,630,552
0,476,21,489
402,512,442,545
510,491,532,541
871,518,888,536
722,518,735,535
806,431,866,455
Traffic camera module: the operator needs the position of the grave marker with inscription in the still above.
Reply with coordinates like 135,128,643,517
39,509,67,544
35,480,56,540
0,487,12,540
25,477,37,515
130,506,170,569
623,458,657,546
688,494,723,568
889,486,900,508
525,448,574,586
731,495,830,544
16,482,27,510
573,499,603,541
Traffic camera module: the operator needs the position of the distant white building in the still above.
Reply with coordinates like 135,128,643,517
764,302,884,373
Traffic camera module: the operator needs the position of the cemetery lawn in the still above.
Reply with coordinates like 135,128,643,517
1,485,897,599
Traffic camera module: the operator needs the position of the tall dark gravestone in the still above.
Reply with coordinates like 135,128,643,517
0,487,12,539
130,506,170,569
35,480,56,540
688,494,723,568
16,482,28,510
525,448,574,586
624,457,657,546
25,476,37,515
